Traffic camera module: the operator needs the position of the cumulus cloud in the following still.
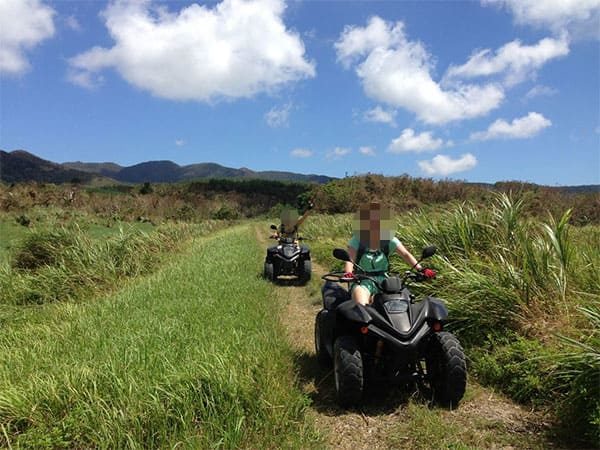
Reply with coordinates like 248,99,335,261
0,0,55,75
175,139,185,146
359,146,376,156
69,0,315,101
524,84,558,100
265,103,292,127
388,128,445,153
290,148,313,158
326,147,351,159
445,35,569,86
363,106,396,126
334,16,504,124
419,153,477,176
482,0,600,38
65,15,82,32
470,111,551,141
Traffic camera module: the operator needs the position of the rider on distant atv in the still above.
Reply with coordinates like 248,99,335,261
270,202,313,242
343,202,436,306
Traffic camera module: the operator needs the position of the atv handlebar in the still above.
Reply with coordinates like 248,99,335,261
321,270,430,287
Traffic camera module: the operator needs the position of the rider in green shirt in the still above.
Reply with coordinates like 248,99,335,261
343,202,435,306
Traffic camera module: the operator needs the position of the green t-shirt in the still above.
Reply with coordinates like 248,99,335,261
348,236,401,273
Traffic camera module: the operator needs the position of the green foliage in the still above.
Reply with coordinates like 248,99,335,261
551,304,600,445
12,227,80,270
211,204,240,220
0,226,319,448
0,221,228,305
139,182,153,195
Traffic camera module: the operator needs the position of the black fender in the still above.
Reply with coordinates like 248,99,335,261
336,300,372,324
265,245,278,263
300,245,310,257
316,309,335,357
322,281,350,310
423,296,448,322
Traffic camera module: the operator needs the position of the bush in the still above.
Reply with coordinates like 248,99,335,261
12,228,80,270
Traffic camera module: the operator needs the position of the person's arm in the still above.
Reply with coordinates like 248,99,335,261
344,246,357,273
296,202,313,227
395,241,421,270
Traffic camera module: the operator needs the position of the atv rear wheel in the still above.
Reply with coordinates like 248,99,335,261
314,311,331,367
334,336,363,406
263,262,274,281
424,331,466,408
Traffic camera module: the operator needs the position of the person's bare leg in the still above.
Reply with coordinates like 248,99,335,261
352,285,371,306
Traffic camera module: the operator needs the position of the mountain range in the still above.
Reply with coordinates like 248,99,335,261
0,150,333,184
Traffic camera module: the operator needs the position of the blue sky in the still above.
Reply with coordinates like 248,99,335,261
1,0,599,185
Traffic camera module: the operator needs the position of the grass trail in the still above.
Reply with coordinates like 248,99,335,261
254,223,558,449
0,224,320,449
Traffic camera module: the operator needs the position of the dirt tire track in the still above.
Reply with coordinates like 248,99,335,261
254,225,554,449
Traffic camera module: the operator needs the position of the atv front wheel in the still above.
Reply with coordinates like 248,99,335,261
424,331,466,408
301,259,312,284
263,262,274,281
334,336,363,406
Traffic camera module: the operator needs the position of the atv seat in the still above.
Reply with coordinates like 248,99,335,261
322,281,350,310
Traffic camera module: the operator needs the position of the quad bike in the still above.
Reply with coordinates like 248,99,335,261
264,224,311,284
314,246,466,408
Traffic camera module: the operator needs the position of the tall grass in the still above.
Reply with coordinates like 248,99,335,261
0,225,320,448
0,220,227,306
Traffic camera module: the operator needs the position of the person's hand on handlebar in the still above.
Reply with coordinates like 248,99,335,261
420,268,436,279
341,271,355,281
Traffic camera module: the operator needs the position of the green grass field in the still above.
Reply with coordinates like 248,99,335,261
1,193,598,448
0,225,320,448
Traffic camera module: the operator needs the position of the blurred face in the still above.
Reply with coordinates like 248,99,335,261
353,202,394,249
281,208,299,228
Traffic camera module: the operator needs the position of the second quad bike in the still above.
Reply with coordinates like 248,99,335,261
264,224,311,284
314,245,466,408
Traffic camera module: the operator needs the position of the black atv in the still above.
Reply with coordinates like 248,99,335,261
264,224,311,284
314,246,466,408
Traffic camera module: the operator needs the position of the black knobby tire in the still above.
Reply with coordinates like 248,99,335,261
263,262,274,281
334,336,363,406
301,259,312,284
425,331,467,408
314,311,332,367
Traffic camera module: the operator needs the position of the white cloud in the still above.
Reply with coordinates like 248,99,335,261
65,15,82,32
363,106,396,126
445,35,569,86
69,0,315,101
470,111,552,141
524,84,558,100
175,139,185,146
419,153,477,176
326,147,351,159
482,0,600,38
359,146,376,156
388,128,445,153
290,148,313,158
0,0,55,75
334,16,504,124
265,103,292,127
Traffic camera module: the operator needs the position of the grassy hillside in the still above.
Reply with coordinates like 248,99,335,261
0,225,320,448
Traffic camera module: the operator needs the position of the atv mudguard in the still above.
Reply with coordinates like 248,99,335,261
322,281,350,310
300,245,310,257
415,296,448,322
337,300,372,324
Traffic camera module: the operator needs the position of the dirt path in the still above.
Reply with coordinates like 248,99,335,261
254,225,555,449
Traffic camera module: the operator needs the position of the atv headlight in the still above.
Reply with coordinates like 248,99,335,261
384,300,409,313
